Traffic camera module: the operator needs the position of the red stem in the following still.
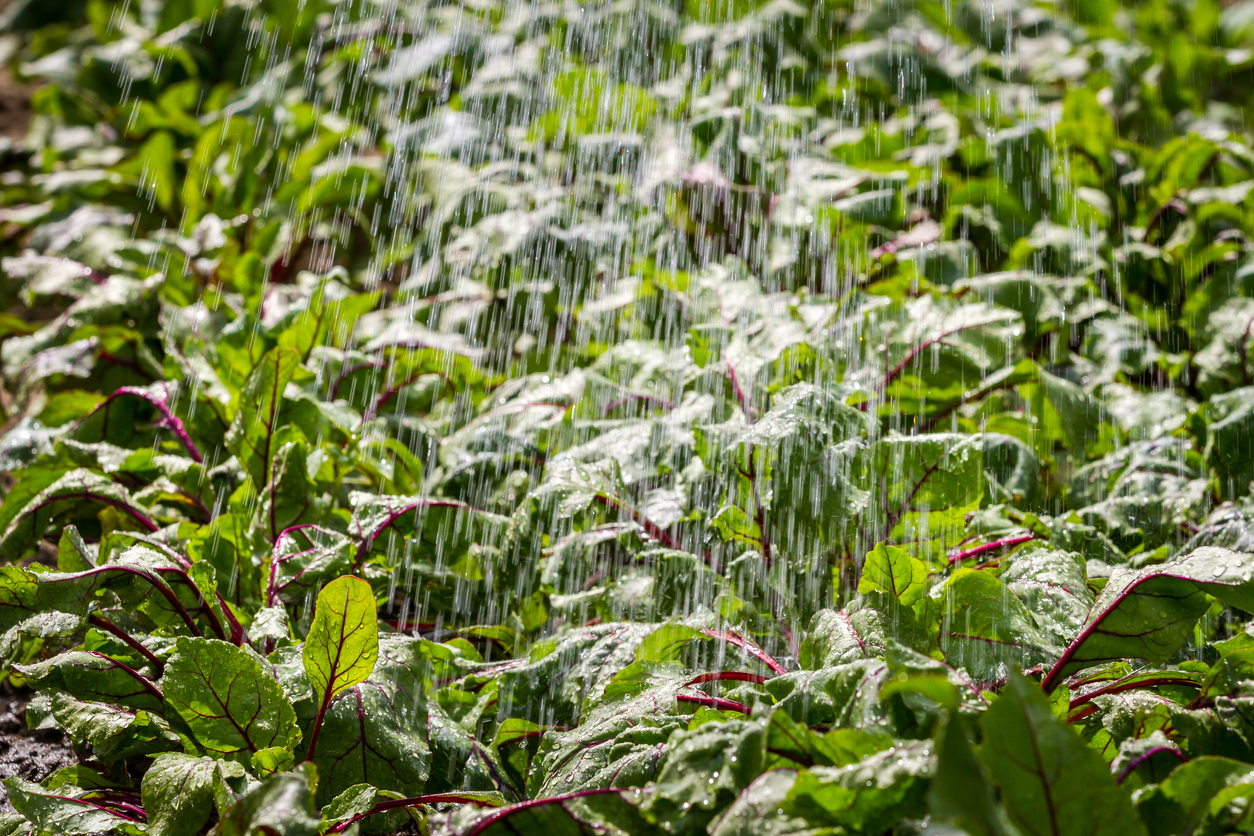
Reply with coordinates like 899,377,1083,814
464,789,622,836
592,494,681,552
86,651,164,704
17,491,158,534
329,361,382,401
305,685,335,763
328,794,501,834
71,566,202,637
151,566,229,643
1116,746,1186,784
948,534,1037,565
1068,674,1200,711
40,792,144,823
700,629,787,676
88,614,164,674
685,671,771,686
79,387,202,462
268,524,323,606
677,693,750,714
103,535,245,648
1041,562,1229,692
726,362,752,418
1067,704,1100,723
882,324,984,391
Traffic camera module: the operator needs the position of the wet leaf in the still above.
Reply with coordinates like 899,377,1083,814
141,754,247,836
980,674,1147,836
164,637,301,765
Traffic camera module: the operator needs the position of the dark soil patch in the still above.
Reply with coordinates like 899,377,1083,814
0,0,34,141
0,686,78,812
0,70,31,141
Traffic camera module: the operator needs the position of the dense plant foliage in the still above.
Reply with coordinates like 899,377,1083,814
4,0,1254,833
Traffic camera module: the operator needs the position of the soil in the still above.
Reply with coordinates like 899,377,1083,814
0,685,78,812
0,0,33,141
0,72,30,141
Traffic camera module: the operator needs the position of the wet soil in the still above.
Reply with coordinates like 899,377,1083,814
0,686,77,812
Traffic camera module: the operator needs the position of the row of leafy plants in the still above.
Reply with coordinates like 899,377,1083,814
4,0,1254,835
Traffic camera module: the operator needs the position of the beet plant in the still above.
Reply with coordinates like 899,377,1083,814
3,0,1254,834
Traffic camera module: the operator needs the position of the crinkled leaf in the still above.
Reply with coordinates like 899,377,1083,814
212,764,320,836
2,777,143,835
164,637,301,765
141,753,247,836
1045,548,1254,688
708,742,933,836
50,692,180,763
16,650,164,712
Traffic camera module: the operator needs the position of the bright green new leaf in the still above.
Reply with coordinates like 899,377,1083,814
859,543,928,608
303,575,379,708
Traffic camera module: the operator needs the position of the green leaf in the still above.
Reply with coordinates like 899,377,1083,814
251,746,295,777
979,673,1147,836
303,575,379,707
309,681,431,804
1001,548,1094,656
16,650,164,712
276,285,380,360
50,692,180,763
708,743,933,836
641,716,769,833
187,514,263,610
137,131,178,214
528,707,684,798
929,714,1010,836
141,754,247,836
1044,547,1254,688
0,469,155,558
636,623,706,663
440,789,656,836
212,764,321,836
266,526,356,606
260,439,315,541
764,711,893,770
164,637,301,765
1135,756,1254,836
3,777,142,835
0,814,30,836
224,347,300,490
1206,387,1254,498
858,543,927,608
937,569,1046,680
56,525,94,572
